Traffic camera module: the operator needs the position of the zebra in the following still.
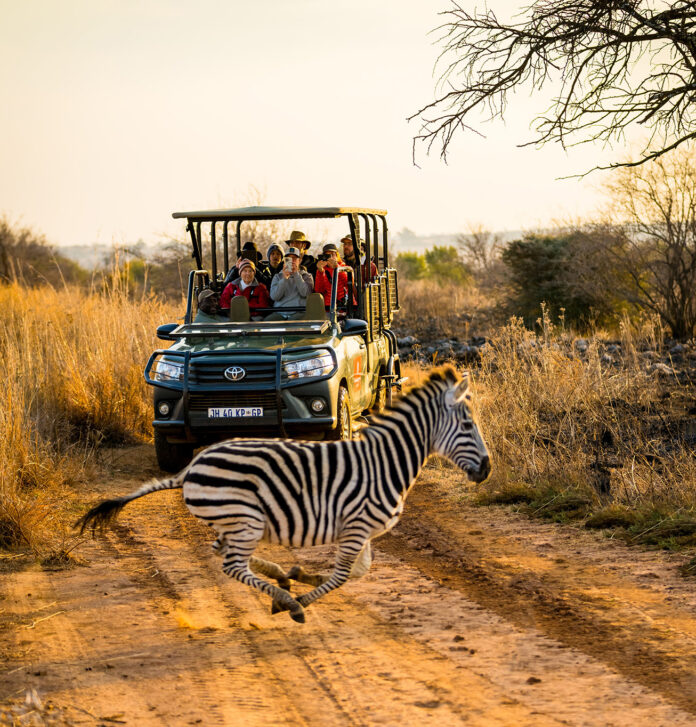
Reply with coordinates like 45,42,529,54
76,365,490,624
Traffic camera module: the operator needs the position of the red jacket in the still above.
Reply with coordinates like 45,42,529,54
346,256,378,285
220,280,271,313
314,267,351,307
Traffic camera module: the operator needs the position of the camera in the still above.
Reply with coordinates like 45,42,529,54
317,253,330,262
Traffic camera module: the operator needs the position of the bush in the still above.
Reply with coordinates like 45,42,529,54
501,233,618,328
396,245,471,286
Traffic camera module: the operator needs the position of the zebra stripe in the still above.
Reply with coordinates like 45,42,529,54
76,365,490,623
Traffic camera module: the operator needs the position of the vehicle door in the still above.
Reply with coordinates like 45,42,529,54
342,334,369,411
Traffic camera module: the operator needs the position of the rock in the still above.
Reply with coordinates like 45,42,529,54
574,338,589,353
649,362,676,376
606,343,621,354
640,350,657,360
670,343,685,355
600,354,613,365
397,335,418,347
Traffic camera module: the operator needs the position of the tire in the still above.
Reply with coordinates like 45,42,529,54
154,430,194,473
326,386,352,441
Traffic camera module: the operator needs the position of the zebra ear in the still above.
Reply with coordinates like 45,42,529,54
444,376,469,408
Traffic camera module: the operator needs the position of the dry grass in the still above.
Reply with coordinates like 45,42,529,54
0,281,180,554
394,279,497,339
404,312,696,544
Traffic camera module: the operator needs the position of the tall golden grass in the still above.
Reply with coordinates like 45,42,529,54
1,280,693,555
0,282,180,552
404,312,696,518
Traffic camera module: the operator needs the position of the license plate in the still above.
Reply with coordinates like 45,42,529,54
208,407,264,418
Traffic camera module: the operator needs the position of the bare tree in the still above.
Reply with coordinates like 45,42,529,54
589,147,696,338
413,1,696,170
457,224,504,273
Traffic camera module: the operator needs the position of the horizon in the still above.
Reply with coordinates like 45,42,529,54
2,1,620,249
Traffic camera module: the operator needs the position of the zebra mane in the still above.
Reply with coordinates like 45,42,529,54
369,364,462,424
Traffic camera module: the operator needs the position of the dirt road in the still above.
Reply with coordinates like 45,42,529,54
2,445,696,726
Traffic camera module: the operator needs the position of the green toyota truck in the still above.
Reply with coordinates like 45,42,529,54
145,206,403,472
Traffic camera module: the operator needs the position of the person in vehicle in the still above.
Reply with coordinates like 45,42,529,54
264,243,285,297
286,230,316,276
220,259,271,319
341,235,377,285
223,241,268,286
267,246,314,320
193,289,227,323
314,243,351,307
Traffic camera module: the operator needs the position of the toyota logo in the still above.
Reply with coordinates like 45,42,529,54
224,366,246,381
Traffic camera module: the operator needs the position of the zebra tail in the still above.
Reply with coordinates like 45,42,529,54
74,473,185,535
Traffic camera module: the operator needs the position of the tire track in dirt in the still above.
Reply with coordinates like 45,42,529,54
3,447,696,725
377,475,696,717
112,492,541,726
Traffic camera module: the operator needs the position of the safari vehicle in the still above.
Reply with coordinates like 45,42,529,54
145,206,403,472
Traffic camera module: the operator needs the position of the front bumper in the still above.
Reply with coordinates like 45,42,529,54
146,347,340,443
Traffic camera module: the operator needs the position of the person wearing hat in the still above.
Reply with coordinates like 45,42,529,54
267,246,314,320
263,243,285,296
223,241,267,286
193,288,227,323
314,242,352,307
286,230,316,276
220,258,271,319
341,235,377,285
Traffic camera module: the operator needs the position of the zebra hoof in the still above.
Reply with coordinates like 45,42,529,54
290,608,305,624
277,578,292,593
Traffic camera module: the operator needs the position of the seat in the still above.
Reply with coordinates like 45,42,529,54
303,292,327,320
228,295,251,322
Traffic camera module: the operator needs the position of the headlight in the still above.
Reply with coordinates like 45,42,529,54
283,352,334,379
152,357,184,382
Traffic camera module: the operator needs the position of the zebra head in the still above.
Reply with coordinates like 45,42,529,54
432,373,490,483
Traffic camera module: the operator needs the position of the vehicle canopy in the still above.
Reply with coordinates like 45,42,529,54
172,205,399,333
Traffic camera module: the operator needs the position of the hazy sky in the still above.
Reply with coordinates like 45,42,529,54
1,0,618,248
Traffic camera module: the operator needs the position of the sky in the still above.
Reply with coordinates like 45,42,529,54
1,0,621,248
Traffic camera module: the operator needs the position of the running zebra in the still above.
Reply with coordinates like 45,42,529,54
76,366,490,623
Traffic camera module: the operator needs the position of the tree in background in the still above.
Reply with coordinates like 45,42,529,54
413,1,696,170
396,245,471,285
501,233,620,327
588,148,696,338
424,245,472,285
395,252,428,280
0,218,88,287
457,224,506,287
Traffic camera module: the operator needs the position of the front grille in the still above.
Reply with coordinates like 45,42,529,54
189,357,278,385
188,391,281,411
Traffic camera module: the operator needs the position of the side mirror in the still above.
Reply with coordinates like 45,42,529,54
341,318,368,336
157,323,178,341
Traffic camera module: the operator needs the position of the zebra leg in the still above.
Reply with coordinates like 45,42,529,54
250,556,292,588
284,565,330,588
282,544,370,587
249,556,294,614
221,541,305,623
349,541,372,579
296,532,368,608
211,535,224,556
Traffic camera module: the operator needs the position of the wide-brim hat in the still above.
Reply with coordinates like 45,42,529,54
322,243,339,254
285,246,302,258
286,230,310,247
238,258,256,273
